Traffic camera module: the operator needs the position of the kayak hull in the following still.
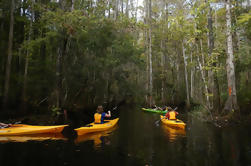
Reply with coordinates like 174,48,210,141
142,108,167,114
160,115,186,129
74,118,119,136
0,124,68,136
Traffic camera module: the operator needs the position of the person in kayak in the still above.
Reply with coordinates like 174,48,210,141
165,107,179,120
152,105,163,110
94,105,111,124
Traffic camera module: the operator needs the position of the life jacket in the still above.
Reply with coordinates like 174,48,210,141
169,111,176,120
94,113,102,123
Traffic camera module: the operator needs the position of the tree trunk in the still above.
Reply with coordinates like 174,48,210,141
214,9,218,29
176,47,180,97
108,0,111,18
161,0,168,104
207,0,214,110
214,72,221,113
213,7,221,112
196,43,210,107
125,0,129,17
190,47,194,99
224,0,239,112
161,38,165,104
135,0,138,21
121,0,124,14
148,0,153,107
56,38,68,108
115,0,119,19
3,0,15,110
182,40,190,109
0,19,4,95
200,39,205,67
22,0,34,112
144,0,149,99
71,0,75,11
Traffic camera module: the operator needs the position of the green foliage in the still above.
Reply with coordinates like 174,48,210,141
0,0,250,115
51,105,61,117
238,11,251,24
238,11,251,40
0,0,145,111
189,105,211,122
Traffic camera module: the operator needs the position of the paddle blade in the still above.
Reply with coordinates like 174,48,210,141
155,120,160,126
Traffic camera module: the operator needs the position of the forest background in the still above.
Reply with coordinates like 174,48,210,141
0,0,250,122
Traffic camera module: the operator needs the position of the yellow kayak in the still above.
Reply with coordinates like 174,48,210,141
74,118,119,136
0,124,68,136
160,115,186,129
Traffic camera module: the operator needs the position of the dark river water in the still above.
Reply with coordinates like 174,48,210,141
0,106,250,166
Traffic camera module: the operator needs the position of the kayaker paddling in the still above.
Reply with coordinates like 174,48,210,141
157,106,185,129
94,105,111,124
165,107,179,120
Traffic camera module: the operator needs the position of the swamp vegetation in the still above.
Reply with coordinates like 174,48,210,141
0,0,250,124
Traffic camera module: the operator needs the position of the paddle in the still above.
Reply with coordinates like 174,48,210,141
107,106,118,119
155,117,164,127
109,106,118,112
154,107,178,126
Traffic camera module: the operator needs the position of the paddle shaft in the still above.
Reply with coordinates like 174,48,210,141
155,117,165,126
107,106,117,113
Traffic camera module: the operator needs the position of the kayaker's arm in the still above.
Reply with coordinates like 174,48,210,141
0,122,12,128
0,122,6,126
165,112,169,119
105,111,111,118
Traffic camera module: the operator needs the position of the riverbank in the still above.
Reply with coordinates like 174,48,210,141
189,105,251,127
0,107,100,128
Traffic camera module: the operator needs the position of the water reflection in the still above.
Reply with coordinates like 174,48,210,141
74,126,118,148
0,133,66,143
161,125,186,142
0,106,250,166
